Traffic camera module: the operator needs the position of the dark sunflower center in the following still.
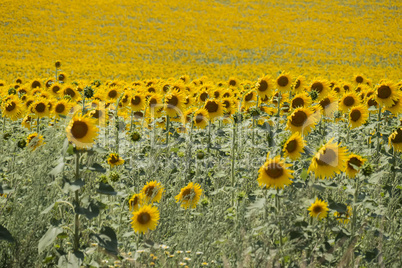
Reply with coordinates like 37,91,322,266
350,109,361,122
343,96,355,107
167,95,179,107
16,78,22,84
229,80,237,86
58,74,65,81
35,103,46,113
311,82,323,93
163,85,170,92
45,80,53,88
184,97,190,105
377,85,391,99
286,139,298,153
343,85,350,92
356,76,363,84
348,157,362,170
313,205,322,214
264,163,284,179
316,148,337,166
200,92,208,101
245,93,253,101
223,92,230,98
195,113,204,124
292,97,304,108
138,212,151,224
320,98,330,109
149,98,157,108
109,155,119,164
148,87,156,93
131,96,141,105
92,110,101,119
391,129,402,144
334,87,340,93
258,80,268,92
290,110,307,127
145,186,155,197
277,76,289,87
55,104,65,113
205,101,219,113
32,81,41,88
108,90,117,98
214,91,220,98
295,79,301,89
71,121,89,139
130,197,139,207
6,102,16,112
223,100,230,108
368,98,377,107
65,88,75,98
134,111,143,119
52,85,60,94
182,188,193,200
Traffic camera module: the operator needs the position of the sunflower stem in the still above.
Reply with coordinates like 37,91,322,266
376,107,382,156
351,177,359,238
36,117,40,133
73,151,80,251
207,121,211,153
165,115,170,146
129,111,134,132
231,121,236,206
186,120,194,181
276,189,283,252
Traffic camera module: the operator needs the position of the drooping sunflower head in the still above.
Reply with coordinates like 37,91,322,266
276,72,292,92
308,198,329,220
257,154,294,189
389,128,402,152
349,105,369,129
131,204,160,234
66,114,99,149
107,153,125,168
141,181,164,203
175,182,203,209
193,108,209,129
283,132,305,160
345,154,366,178
376,80,398,108
319,95,338,118
129,193,144,211
203,99,223,120
286,107,318,136
334,205,352,224
308,138,348,179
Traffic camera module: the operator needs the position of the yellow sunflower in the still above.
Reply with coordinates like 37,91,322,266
66,114,99,149
164,90,185,117
290,93,311,110
242,90,257,109
309,79,330,101
49,83,62,97
386,97,402,115
175,182,203,209
345,154,366,178
308,138,348,179
30,79,42,89
193,108,209,129
256,75,274,98
292,76,306,93
53,99,73,118
319,95,338,118
308,198,329,220
275,72,292,92
142,181,164,203
348,105,369,129
342,82,353,93
27,132,44,151
203,99,223,121
334,205,352,224
389,128,402,152
107,153,125,167
228,77,240,88
128,193,144,211
339,92,359,113
221,97,237,115
131,205,160,234
21,115,33,129
257,153,294,189
376,80,399,108
62,86,80,102
130,92,146,112
286,107,318,136
354,75,365,85
57,72,67,83
283,132,305,160
2,96,23,121
31,97,50,118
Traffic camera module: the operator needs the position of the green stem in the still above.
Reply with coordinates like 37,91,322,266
73,151,80,251
376,107,382,155
351,178,359,238
207,121,211,153
166,115,170,146
276,189,283,251
231,121,236,206
36,117,40,133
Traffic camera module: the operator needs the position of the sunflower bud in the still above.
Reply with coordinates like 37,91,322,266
98,175,108,184
84,86,94,99
309,89,319,101
130,131,141,142
55,61,61,68
196,150,205,160
3,132,11,140
237,191,246,201
201,197,210,207
8,88,16,95
109,171,120,182
233,112,243,124
17,139,27,149
361,162,374,177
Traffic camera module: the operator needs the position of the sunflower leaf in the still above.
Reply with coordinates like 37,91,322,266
38,226,63,253
0,225,15,243
77,202,100,220
90,226,119,256
97,183,117,195
0,185,13,194
88,163,106,173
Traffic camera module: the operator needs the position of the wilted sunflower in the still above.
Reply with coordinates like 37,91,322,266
204,99,223,120
308,198,329,220
389,128,402,152
291,93,311,110
142,181,164,203
175,182,203,209
345,154,366,178
129,193,144,211
308,138,348,179
193,108,209,128
286,107,318,136
334,205,352,224
27,132,44,151
275,72,292,92
257,153,294,189
164,90,185,117
339,92,359,112
376,81,398,107
348,105,369,129
66,114,99,148
131,204,160,234
256,76,274,98
283,132,305,160
107,153,124,167
319,95,338,118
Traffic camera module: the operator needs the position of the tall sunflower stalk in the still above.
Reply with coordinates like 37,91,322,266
231,119,237,206
376,107,382,155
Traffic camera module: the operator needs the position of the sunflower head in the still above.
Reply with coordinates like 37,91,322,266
131,205,160,234
349,105,369,129
389,128,402,152
283,132,305,160
128,193,144,211
257,154,294,189
376,81,398,107
345,154,366,178
203,99,223,120
334,205,352,224
27,132,44,151
308,198,329,220
276,72,292,92
175,182,203,209
66,114,99,149
107,153,125,167
286,107,318,136
256,76,273,98
142,181,164,203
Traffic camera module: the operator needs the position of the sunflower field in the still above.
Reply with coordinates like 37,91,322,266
0,0,401,267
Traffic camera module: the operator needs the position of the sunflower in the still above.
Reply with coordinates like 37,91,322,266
130,92,146,112
27,132,44,151
221,97,237,115
62,86,80,101
204,99,223,120
242,90,257,109
275,72,292,92
293,76,306,93
308,198,329,220
342,82,353,93
193,108,209,128
89,100,107,126
339,92,359,113
175,182,203,209
308,138,348,179
376,80,399,107
319,95,338,117
286,107,318,136
283,132,305,160
49,83,62,97
228,77,240,88
58,72,67,83
354,75,365,85
105,86,121,102
31,98,50,118
2,96,23,121
256,76,274,98
22,115,33,129
147,93,163,117
196,89,210,105
386,97,402,115
389,128,402,152
53,99,73,118
107,153,124,167
66,114,99,149
142,181,164,203
30,79,42,89
131,205,160,234
128,193,143,211
309,79,330,101
334,205,352,224
182,107,197,125
349,105,369,129
291,93,311,110
164,90,185,117
257,153,294,189
345,154,366,178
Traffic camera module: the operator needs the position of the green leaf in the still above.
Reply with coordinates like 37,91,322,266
0,185,13,194
90,227,119,256
50,162,65,176
58,251,84,268
300,168,308,180
63,179,85,192
77,202,100,220
97,183,117,195
0,224,15,243
38,226,64,253
88,163,106,173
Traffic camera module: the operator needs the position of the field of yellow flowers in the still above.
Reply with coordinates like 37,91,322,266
0,0,401,267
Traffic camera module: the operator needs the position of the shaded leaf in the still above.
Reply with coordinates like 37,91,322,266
97,183,117,195
0,225,15,243
88,163,106,173
90,226,118,256
77,202,100,220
